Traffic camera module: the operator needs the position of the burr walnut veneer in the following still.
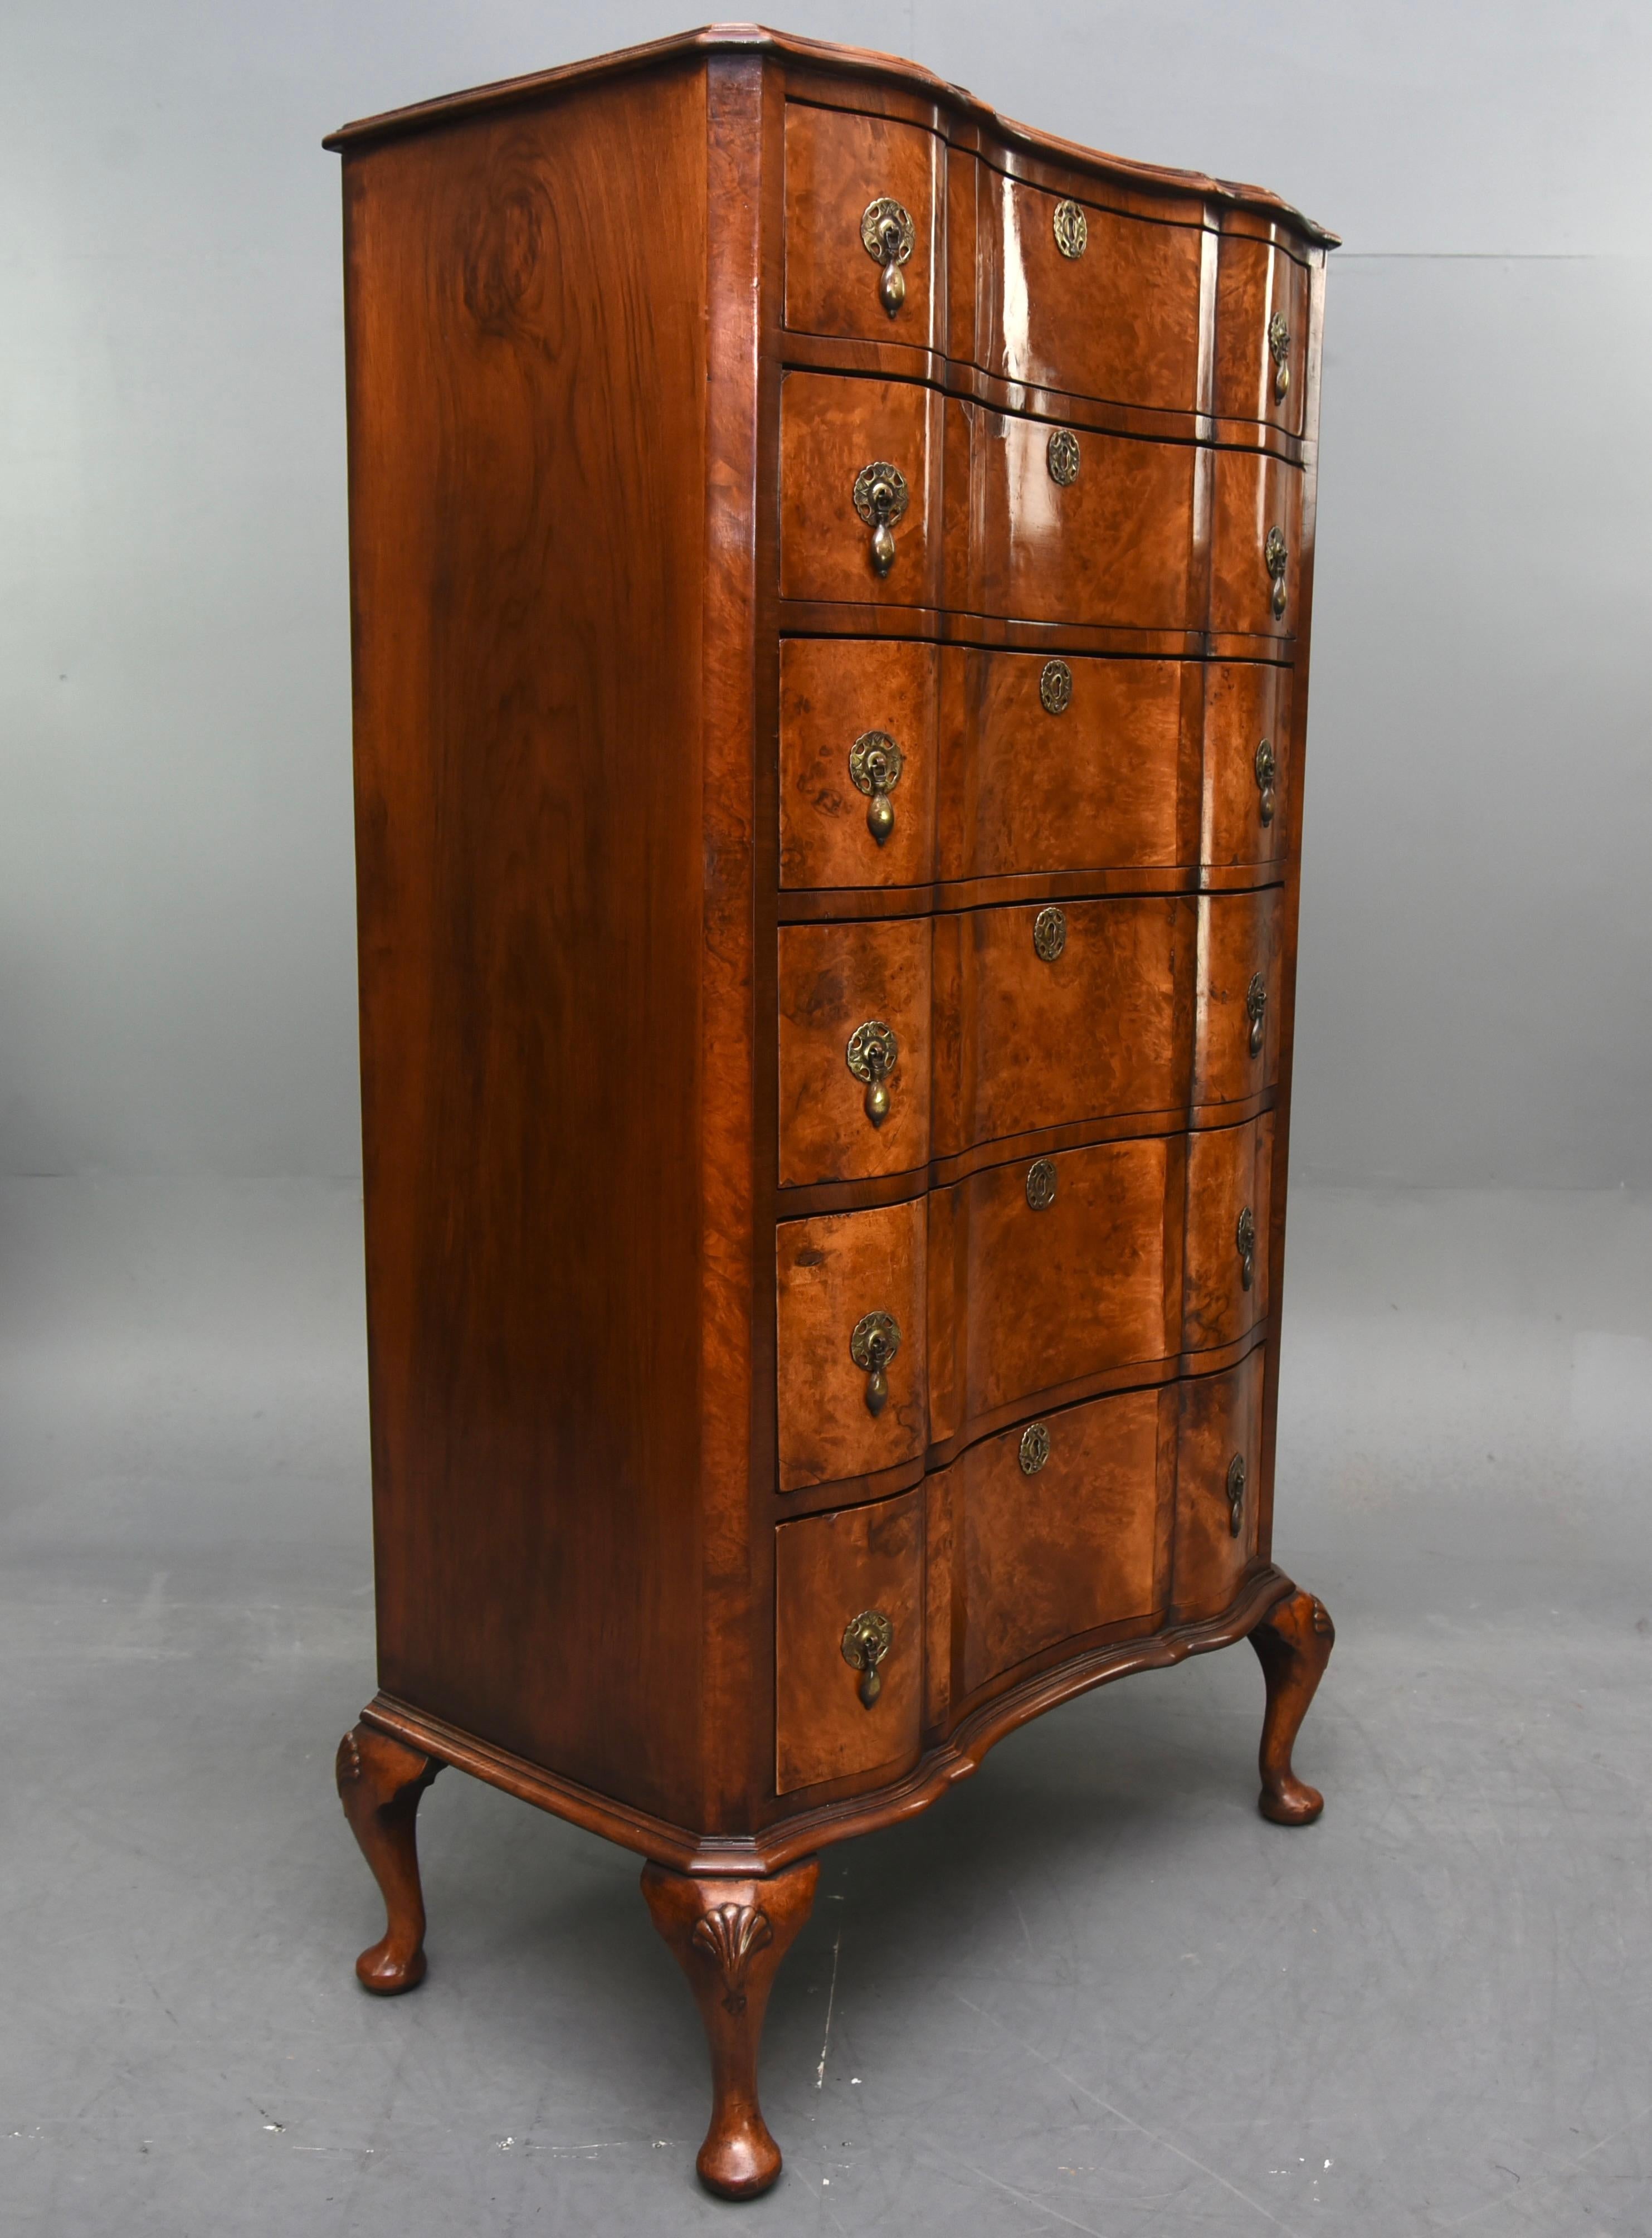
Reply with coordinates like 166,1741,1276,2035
326,26,1336,2200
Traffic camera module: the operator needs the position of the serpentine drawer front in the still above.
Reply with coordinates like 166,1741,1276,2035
331,31,1333,2201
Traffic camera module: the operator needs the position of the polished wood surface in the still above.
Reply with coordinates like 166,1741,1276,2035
778,916,933,1183
774,1491,924,1791
1215,237,1309,435
784,100,942,349
1251,1589,1335,1823
1210,447,1304,638
1171,1347,1265,1620
336,1723,440,1993
1195,887,1282,1105
779,372,942,605
1202,661,1291,868
779,635,938,889
1183,1115,1275,1351
776,1198,927,1489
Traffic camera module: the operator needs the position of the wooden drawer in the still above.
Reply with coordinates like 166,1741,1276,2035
949,1385,1170,1695
775,1491,924,1793
1195,886,1282,1108
779,373,942,607
784,103,944,351
1183,1114,1274,1351
928,1136,1177,1444
1172,1348,1265,1621
979,174,1202,411
930,895,1193,1155
1215,237,1310,436
778,917,934,1185
1202,663,1292,869
1210,449,1305,639
776,1197,927,1491
779,637,939,891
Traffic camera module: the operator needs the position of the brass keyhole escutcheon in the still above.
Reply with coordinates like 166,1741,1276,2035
1025,1157,1058,1212
850,1308,901,1418
1032,905,1066,962
1039,659,1073,715
1226,1452,1246,1537
1236,1204,1256,1292
846,1019,899,1128
1046,428,1081,486
847,729,905,846
841,1608,894,1709
1053,198,1088,259
1254,736,1277,827
860,197,915,318
853,460,910,577
1265,526,1289,619
1246,971,1268,1056
1019,1421,1051,1475
1268,310,1291,401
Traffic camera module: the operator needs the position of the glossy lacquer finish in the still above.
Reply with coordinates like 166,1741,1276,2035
330,27,1333,2202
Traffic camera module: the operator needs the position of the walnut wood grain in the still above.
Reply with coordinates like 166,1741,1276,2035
776,1197,927,1490
1183,1115,1274,1351
1215,236,1310,436
641,1856,818,2196
1202,661,1292,869
779,371,943,606
778,635,938,890
774,1491,924,1792
778,916,934,1183
1195,887,1283,1107
1210,447,1305,639
783,100,943,350
1250,1588,1335,1823
1171,1346,1265,1621
336,1722,440,1993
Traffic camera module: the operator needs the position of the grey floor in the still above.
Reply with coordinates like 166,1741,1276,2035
3,1178,1650,2236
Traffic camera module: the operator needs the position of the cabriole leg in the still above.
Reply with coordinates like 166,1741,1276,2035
1250,1589,1335,1825
335,1721,440,1993
641,1855,819,2199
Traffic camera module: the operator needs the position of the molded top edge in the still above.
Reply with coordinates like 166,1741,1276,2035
321,20,1338,247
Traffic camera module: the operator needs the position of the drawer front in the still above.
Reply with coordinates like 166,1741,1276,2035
928,1136,1176,1443
779,373,942,606
954,1386,1168,1694
775,1491,924,1793
1214,237,1309,436
1183,1114,1274,1351
983,174,1203,411
778,918,933,1185
935,650,1186,878
932,896,1192,1155
1195,887,1281,1108
1210,449,1305,639
777,1198,927,1491
1202,663,1292,869
779,637,938,890
1173,1349,1265,1621
784,104,943,351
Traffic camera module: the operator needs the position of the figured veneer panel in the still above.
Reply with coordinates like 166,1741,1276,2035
1214,236,1309,436
784,103,943,351
944,145,981,366
778,637,939,890
955,1387,1166,1694
1183,1115,1274,1351
983,174,1203,411
778,917,933,1184
777,1199,927,1491
1201,661,1292,869
775,1492,924,1793
1172,1348,1265,1621
1194,887,1282,1108
927,1136,1177,1444
934,649,1187,878
930,895,1195,1156
779,372,942,606
1209,448,1304,640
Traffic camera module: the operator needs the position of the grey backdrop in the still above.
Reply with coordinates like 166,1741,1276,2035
3,0,1648,1190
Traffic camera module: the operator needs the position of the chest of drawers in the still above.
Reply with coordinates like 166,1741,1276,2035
326,26,1337,2199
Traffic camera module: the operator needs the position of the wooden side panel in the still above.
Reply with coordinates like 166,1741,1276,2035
776,1198,927,1490
779,372,943,606
1214,236,1309,436
1183,1114,1274,1351
1194,888,1283,1108
778,637,938,889
1173,1349,1265,1619
1209,448,1304,639
956,1387,1163,1692
776,1492,924,1792
783,101,943,349
778,917,933,1183
344,75,712,1817
1202,661,1292,869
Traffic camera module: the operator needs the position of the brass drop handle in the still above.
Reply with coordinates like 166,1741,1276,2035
841,1609,894,1708
1226,1453,1246,1537
853,461,910,578
848,729,904,845
1237,1205,1256,1292
1246,971,1268,1056
1254,737,1277,826
846,1019,899,1128
850,1308,901,1418
1265,526,1289,619
860,198,915,318
1268,310,1291,401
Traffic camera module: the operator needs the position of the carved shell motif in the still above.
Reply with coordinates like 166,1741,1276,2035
693,1901,774,2015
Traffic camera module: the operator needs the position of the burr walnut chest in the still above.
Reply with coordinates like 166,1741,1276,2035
327,25,1337,2198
